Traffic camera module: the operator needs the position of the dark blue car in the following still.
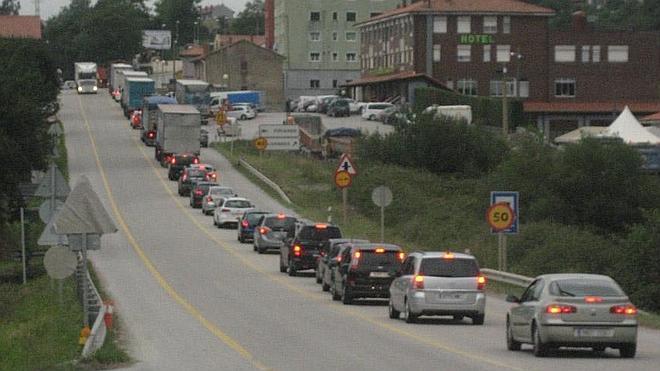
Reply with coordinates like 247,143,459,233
237,210,270,244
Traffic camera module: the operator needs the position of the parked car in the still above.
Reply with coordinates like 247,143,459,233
345,99,365,114
389,251,486,324
226,105,256,120
237,210,271,243
189,181,218,208
167,153,200,181
317,95,339,114
201,186,236,215
177,165,211,196
361,102,394,120
331,243,404,305
376,106,401,123
505,273,638,358
232,102,258,116
327,99,351,117
316,238,369,289
280,222,342,276
213,197,255,228
253,214,298,254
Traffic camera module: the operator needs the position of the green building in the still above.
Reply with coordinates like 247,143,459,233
274,0,400,98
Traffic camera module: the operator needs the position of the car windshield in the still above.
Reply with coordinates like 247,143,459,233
298,226,342,241
369,104,391,110
419,258,480,277
549,279,625,297
360,251,402,267
264,217,297,231
225,200,252,208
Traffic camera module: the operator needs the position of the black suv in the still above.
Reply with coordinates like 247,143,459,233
167,153,200,180
280,222,342,276
316,238,369,289
178,166,207,196
331,243,404,304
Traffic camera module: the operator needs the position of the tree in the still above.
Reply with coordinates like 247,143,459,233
154,0,201,45
0,0,20,15
229,0,264,35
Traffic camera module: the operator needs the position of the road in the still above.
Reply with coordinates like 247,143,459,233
59,90,660,370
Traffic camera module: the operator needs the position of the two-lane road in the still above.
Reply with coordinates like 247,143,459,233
60,90,660,370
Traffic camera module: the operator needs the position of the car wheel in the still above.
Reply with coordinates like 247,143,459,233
322,281,330,292
213,217,218,226
404,299,417,323
240,115,247,120
342,286,352,305
369,114,376,121
472,314,485,325
238,234,243,242
315,270,322,284
287,259,296,276
506,318,521,351
258,246,266,254
331,283,341,301
532,323,549,357
592,346,605,353
619,343,636,358
388,298,400,319
253,243,258,251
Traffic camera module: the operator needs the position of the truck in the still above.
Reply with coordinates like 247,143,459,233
121,77,155,118
155,104,201,165
116,70,148,104
422,105,473,124
209,90,264,112
74,62,98,94
108,63,133,96
292,114,326,157
140,95,178,146
175,80,211,125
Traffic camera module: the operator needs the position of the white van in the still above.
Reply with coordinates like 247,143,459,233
423,105,473,124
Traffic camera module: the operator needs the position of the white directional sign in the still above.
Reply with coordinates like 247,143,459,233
336,153,358,175
258,124,299,151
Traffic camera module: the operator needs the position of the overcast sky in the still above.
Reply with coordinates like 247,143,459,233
19,0,249,21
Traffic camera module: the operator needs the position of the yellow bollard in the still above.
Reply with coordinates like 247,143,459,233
79,325,91,345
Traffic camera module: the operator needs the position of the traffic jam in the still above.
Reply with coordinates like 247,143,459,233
109,72,640,359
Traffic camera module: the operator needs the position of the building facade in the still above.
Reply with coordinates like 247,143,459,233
0,15,41,39
274,0,400,98
205,40,286,109
352,0,660,139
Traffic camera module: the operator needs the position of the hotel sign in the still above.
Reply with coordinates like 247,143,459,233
459,34,494,45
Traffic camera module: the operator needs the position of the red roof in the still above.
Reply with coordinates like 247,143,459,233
524,102,660,114
180,44,208,58
343,70,448,89
640,111,660,122
363,0,554,25
0,15,41,39
214,34,266,48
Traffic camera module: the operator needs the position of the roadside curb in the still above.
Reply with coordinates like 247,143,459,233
238,157,293,205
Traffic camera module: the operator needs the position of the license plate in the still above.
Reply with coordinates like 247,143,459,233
574,328,614,337
370,272,389,278
439,293,465,300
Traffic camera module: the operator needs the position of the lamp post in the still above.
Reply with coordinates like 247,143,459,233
501,65,509,136
194,20,200,45
173,20,180,83
510,50,523,98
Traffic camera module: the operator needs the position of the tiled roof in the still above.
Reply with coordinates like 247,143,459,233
343,70,449,89
180,44,207,57
640,111,660,122
214,34,266,48
362,0,554,25
0,15,41,39
524,102,660,114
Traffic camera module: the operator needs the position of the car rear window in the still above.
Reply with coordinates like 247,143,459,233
265,217,297,230
176,156,195,165
360,251,402,267
246,213,268,224
188,169,205,178
210,187,233,196
369,104,391,110
196,183,213,192
419,258,479,277
549,279,625,297
225,200,252,208
298,226,342,241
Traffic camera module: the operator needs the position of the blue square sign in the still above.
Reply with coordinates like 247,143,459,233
490,191,519,234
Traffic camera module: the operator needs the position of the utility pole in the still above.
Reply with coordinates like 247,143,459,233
502,65,509,136
173,20,180,84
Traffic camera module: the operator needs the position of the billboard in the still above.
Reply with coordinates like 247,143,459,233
142,30,172,50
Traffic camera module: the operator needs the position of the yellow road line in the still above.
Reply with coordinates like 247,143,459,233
76,96,270,371
128,123,524,371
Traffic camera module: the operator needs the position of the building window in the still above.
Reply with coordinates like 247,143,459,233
332,52,338,61
496,45,510,62
457,79,477,96
309,32,321,41
502,16,511,34
581,45,590,62
433,16,447,33
332,32,338,41
554,45,576,62
554,78,576,97
310,79,320,89
490,80,515,96
518,80,529,98
483,45,491,62
346,12,356,22
310,12,320,22
310,52,320,62
608,45,628,62
592,45,600,62
457,45,471,62
457,16,471,34
332,12,337,21
433,44,441,62
483,16,497,34
332,80,338,88
346,52,357,62
345,32,357,41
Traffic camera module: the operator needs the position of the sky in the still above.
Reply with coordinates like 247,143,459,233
19,0,249,21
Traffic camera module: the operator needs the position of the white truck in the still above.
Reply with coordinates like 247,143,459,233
155,104,201,165
74,62,98,94
423,105,473,124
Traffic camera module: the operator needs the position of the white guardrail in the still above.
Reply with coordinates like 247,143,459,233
76,253,107,357
481,268,534,287
238,157,293,204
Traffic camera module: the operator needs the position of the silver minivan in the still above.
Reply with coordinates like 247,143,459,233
389,251,486,324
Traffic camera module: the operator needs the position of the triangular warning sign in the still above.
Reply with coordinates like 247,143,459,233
34,164,70,198
336,153,358,175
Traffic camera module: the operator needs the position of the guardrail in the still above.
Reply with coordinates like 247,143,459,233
238,157,293,204
481,268,533,287
75,253,107,357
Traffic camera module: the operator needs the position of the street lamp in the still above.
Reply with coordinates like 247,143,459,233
194,20,199,45
501,65,509,135
173,20,180,83
510,50,523,98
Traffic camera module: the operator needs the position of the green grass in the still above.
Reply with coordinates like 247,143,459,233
639,311,660,330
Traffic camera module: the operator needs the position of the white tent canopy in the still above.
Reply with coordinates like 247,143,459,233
604,106,660,144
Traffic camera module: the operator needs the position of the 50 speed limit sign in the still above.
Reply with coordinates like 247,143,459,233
486,202,515,232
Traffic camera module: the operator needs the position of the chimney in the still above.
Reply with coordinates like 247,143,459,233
265,0,275,49
572,10,587,32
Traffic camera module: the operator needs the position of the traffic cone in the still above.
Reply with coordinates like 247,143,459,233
103,300,114,329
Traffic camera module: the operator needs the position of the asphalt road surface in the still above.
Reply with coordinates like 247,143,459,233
59,90,660,371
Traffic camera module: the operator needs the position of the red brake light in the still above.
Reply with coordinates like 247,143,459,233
546,304,577,314
171,157,176,164
259,227,271,235
193,157,200,164
293,245,302,257
354,251,361,259
194,190,203,196
277,213,285,219
610,304,637,315
241,219,249,228
477,275,487,290
206,196,213,202
315,223,328,229
375,247,385,253
337,256,342,262
147,131,155,138
413,275,424,289
397,252,405,261
182,174,187,181
585,296,603,303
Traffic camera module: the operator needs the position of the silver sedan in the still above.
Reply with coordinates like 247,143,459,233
506,273,638,358
201,186,236,215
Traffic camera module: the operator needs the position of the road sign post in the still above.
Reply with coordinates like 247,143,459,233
487,192,519,272
372,186,393,242
334,170,352,225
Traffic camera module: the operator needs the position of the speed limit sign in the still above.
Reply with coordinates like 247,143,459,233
486,202,515,231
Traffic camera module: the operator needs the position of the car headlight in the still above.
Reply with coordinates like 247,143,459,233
77,86,82,92
93,86,98,91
